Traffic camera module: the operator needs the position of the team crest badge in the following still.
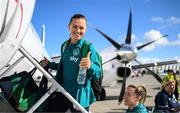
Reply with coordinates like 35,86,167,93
73,48,80,56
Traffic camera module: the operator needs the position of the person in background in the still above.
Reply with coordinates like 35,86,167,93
41,13,101,112
154,75,180,113
123,84,148,113
164,69,179,100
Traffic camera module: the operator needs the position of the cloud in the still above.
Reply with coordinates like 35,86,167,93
171,33,180,46
168,16,180,25
151,16,180,29
178,33,180,39
172,40,180,46
137,56,180,64
136,57,160,63
129,34,137,44
141,31,180,48
152,17,164,23
142,30,169,51
131,34,137,40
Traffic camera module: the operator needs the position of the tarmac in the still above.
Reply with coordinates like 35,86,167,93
90,74,161,113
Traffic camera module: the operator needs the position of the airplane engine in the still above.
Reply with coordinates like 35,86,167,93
117,67,131,78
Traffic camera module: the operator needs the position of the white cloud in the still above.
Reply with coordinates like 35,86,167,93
137,56,180,64
151,16,180,29
152,17,164,23
174,56,180,60
171,33,180,46
131,34,137,43
178,33,180,39
172,40,180,46
132,34,136,40
142,30,169,51
143,44,156,51
136,57,160,64
168,16,180,25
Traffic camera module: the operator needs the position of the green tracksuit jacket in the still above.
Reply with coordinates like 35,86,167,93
126,103,149,113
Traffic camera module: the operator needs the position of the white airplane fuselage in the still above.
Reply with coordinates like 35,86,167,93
0,0,48,81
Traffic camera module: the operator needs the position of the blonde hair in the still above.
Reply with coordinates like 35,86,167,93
128,84,147,103
161,74,176,89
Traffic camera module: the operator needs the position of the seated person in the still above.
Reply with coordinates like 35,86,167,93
165,69,179,100
154,75,180,113
123,84,148,113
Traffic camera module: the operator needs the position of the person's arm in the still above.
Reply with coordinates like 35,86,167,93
171,102,180,112
171,95,180,112
40,59,59,70
171,107,180,112
47,61,59,70
87,45,101,80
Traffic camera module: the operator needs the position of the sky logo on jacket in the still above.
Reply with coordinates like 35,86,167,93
69,48,80,63
70,56,79,63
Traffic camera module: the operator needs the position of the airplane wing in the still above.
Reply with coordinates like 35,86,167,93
131,60,180,69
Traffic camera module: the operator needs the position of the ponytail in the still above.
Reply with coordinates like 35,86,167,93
137,85,147,103
127,85,147,104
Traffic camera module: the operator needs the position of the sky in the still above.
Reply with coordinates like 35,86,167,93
32,0,180,63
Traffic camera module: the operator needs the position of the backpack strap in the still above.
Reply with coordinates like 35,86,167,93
82,40,91,58
61,40,70,54
82,40,103,79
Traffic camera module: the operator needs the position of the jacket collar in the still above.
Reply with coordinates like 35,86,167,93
69,37,85,48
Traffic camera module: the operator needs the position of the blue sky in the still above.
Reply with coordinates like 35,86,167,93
32,0,180,63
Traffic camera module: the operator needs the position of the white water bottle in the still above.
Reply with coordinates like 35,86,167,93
77,67,87,84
